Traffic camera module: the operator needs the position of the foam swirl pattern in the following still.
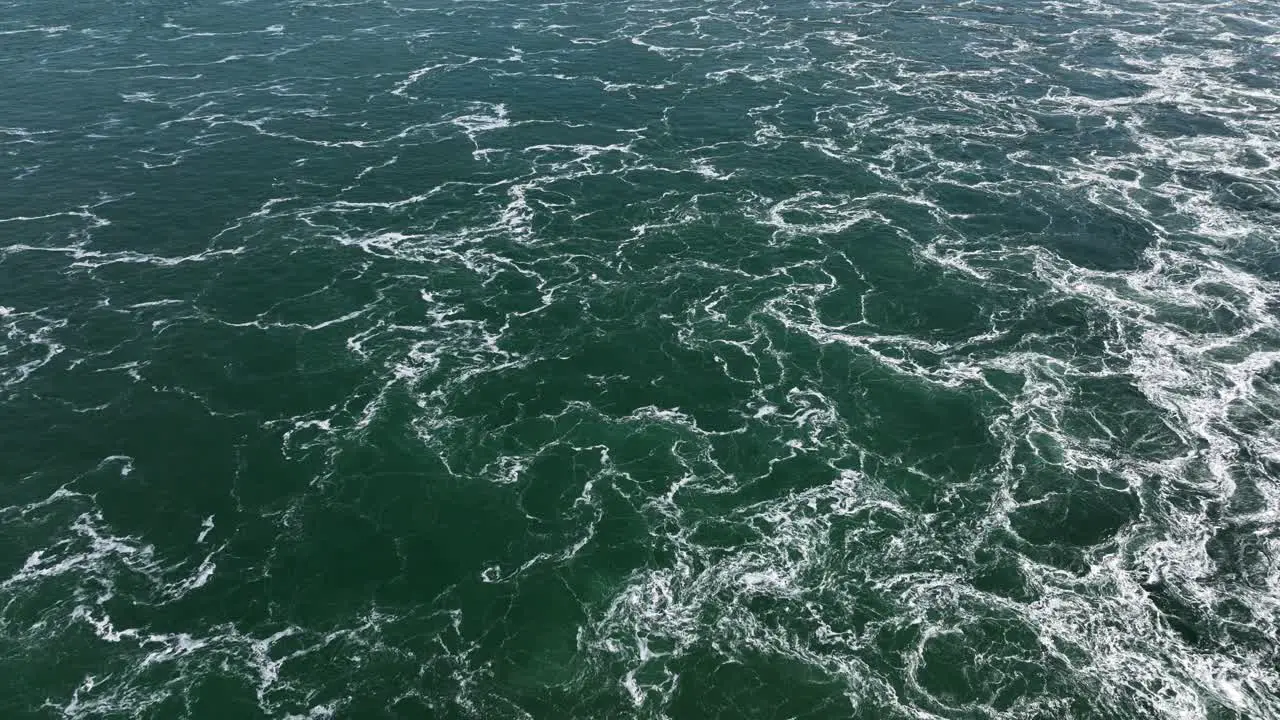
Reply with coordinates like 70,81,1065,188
2,0,1279,718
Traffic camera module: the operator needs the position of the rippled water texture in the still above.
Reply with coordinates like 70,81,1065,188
2,0,1280,717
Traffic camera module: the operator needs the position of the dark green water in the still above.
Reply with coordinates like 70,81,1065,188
3,0,1280,717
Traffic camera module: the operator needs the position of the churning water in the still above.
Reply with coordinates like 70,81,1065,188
2,0,1280,718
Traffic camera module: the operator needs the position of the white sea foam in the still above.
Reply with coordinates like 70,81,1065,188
4,0,1280,716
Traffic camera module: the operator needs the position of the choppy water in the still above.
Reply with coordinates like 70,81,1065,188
3,0,1280,717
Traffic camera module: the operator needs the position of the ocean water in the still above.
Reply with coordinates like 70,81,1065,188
2,0,1279,717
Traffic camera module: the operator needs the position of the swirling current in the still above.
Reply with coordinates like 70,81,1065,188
2,0,1280,718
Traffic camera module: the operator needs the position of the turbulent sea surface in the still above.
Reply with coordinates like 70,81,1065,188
3,0,1280,717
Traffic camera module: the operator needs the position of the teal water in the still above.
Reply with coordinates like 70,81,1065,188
3,0,1280,717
